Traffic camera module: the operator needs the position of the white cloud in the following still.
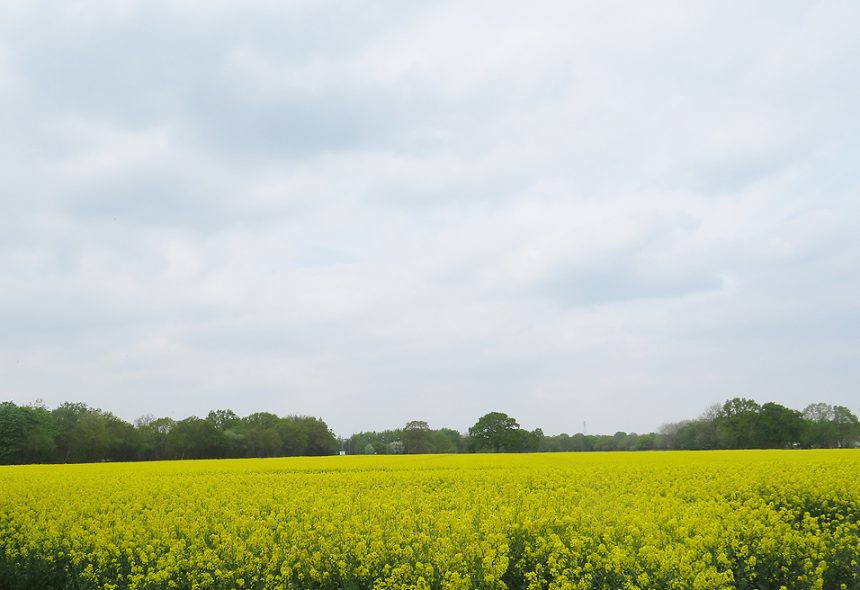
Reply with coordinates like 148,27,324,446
1,0,858,436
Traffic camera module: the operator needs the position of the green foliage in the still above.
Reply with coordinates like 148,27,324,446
0,402,339,464
661,398,859,451
468,412,541,453
757,402,804,448
402,420,434,454
1,396,857,465
0,402,56,464
346,423,465,455
715,397,762,449
802,403,859,448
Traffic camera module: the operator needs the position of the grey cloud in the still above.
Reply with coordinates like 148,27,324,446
4,3,436,160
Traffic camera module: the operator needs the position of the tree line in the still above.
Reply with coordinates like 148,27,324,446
1,397,857,464
343,400,859,455
657,399,859,450
0,401,338,464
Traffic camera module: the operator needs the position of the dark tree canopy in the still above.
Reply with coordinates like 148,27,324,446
468,412,542,453
659,398,858,450
1,397,857,464
0,402,338,465
402,421,434,454
344,422,466,455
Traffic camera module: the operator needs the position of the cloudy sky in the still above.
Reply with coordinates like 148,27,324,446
1,1,858,437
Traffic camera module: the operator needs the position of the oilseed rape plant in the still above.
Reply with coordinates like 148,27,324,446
1,451,858,590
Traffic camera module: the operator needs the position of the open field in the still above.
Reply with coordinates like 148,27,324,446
1,451,858,590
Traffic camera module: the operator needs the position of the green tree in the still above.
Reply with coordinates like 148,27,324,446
135,415,175,460
668,420,717,450
402,420,434,454
757,402,803,448
299,417,339,455
344,429,402,455
430,428,464,453
76,411,111,461
243,412,283,457
103,411,138,461
0,402,56,464
170,417,221,459
715,397,761,449
468,412,530,452
634,432,656,450
278,417,310,456
279,416,339,456
50,403,131,462
832,406,859,447
206,409,245,458
52,402,91,462
802,404,859,448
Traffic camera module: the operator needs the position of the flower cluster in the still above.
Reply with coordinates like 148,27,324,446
1,451,858,589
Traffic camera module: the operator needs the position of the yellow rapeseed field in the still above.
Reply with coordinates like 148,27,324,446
1,451,858,590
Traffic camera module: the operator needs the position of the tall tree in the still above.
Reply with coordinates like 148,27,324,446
298,417,339,456
831,406,860,447
431,428,465,453
135,415,175,460
402,421,434,454
0,402,56,464
757,402,803,448
170,417,220,459
468,412,531,452
802,404,860,448
715,397,761,449
243,412,283,457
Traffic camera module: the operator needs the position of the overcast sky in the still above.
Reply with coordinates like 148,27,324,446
1,1,858,437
